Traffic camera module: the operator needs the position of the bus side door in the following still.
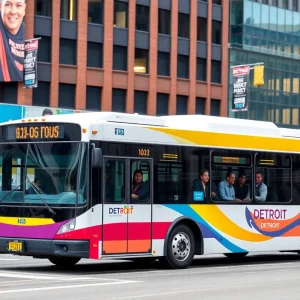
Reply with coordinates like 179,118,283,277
128,158,152,254
102,157,128,254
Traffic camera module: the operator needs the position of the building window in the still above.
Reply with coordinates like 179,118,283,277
196,97,205,114
0,82,18,104
134,91,147,114
177,55,189,79
136,5,149,32
114,0,128,28
113,46,127,71
156,93,169,116
211,99,220,116
134,49,148,74
196,58,206,81
60,39,77,65
58,84,76,109
35,36,51,63
211,60,221,84
212,0,222,5
112,89,126,112
157,52,170,76
197,17,207,42
32,82,50,107
176,95,188,115
88,0,103,24
61,0,77,21
178,13,190,38
87,42,103,68
158,9,171,35
212,20,222,44
35,0,52,17
86,86,101,111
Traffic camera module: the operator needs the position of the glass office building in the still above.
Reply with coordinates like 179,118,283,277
229,0,300,128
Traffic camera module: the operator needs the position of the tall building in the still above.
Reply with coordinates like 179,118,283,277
0,0,228,117
229,0,300,128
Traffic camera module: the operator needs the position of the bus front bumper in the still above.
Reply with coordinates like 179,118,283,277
0,238,90,258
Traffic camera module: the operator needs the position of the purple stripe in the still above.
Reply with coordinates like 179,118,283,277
0,221,68,239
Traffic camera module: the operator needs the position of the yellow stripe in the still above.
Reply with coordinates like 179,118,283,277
0,217,54,226
148,128,300,153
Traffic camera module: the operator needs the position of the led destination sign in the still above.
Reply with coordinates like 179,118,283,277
5,124,65,141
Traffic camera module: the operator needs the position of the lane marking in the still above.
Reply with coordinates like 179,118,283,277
0,280,142,294
0,271,134,282
0,258,19,261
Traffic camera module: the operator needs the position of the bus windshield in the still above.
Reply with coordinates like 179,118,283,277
0,142,88,208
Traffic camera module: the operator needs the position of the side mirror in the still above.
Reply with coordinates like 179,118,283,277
91,145,102,168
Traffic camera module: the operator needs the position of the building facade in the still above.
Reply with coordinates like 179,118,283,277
229,0,300,128
0,0,228,117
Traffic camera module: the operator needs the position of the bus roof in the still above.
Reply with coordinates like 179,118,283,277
2,111,300,140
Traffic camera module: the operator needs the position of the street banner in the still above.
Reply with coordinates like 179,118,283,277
232,66,250,112
23,38,39,88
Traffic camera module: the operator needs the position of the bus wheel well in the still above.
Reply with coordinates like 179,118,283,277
166,218,203,255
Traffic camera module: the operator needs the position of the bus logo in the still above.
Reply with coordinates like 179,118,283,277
109,206,133,215
115,128,124,136
17,219,26,224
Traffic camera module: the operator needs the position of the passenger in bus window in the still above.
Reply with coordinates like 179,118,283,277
27,177,42,194
255,172,267,202
234,173,250,201
218,171,242,202
192,169,217,202
131,169,149,201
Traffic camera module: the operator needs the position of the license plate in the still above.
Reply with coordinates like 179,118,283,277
7,241,24,252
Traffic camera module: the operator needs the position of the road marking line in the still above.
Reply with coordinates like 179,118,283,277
0,280,141,294
0,271,138,282
0,258,19,261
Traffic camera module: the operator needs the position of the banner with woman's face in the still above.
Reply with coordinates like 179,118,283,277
0,0,26,82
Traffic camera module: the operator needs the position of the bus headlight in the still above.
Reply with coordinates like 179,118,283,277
56,219,76,234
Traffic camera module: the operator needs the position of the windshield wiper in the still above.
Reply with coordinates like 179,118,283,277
0,184,22,204
25,175,56,215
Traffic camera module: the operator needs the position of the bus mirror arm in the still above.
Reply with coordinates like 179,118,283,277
91,144,102,168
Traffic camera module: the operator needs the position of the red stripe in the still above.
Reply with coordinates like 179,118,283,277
128,222,151,240
0,30,11,81
152,222,172,239
54,222,172,241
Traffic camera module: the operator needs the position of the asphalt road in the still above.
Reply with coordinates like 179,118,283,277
0,252,300,299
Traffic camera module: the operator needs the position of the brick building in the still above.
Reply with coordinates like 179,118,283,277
0,0,228,116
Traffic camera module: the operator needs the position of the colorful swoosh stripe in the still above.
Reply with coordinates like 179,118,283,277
164,204,247,253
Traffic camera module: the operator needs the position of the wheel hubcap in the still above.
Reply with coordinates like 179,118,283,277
172,232,190,262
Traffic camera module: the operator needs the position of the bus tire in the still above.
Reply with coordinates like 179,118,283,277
224,252,248,259
164,224,195,269
48,257,81,267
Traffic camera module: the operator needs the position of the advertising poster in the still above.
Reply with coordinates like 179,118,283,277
232,66,250,112
0,0,26,82
23,38,39,88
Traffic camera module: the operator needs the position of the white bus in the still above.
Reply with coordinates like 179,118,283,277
0,112,299,268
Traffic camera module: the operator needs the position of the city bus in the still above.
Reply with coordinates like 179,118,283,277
0,112,300,269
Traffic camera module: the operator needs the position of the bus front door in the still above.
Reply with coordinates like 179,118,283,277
102,157,152,255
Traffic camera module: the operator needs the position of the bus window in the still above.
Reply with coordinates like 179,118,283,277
131,160,150,202
105,160,125,202
255,153,291,203
211,150,252,203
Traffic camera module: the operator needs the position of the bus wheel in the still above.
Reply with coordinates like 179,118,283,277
164,224,195,269
48,257,81,267
224,252,248,259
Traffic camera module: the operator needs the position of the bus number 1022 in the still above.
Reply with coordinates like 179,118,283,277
138,149,150,157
